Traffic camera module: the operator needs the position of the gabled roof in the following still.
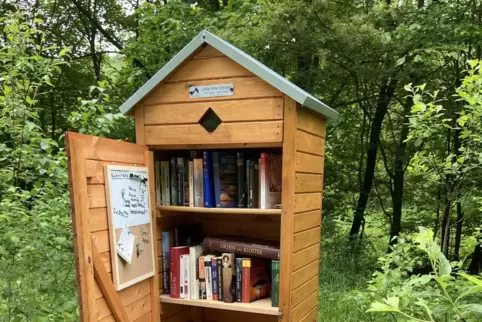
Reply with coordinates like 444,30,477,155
120,30,339,120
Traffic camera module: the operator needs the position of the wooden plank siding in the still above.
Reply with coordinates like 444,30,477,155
66,132,159,322
288,106,326,321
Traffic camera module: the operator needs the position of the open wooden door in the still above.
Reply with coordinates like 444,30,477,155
65,132,160,322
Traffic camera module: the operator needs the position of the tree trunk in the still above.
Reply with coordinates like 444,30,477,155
349,77,398,239
453,128,463,260
468,234,481,274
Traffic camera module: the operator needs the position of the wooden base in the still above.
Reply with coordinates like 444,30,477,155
160,295,278,316
157,205,281,216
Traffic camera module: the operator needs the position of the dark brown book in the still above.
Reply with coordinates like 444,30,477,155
202,237,280,260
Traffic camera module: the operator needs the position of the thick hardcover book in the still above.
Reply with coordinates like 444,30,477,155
271,260,280,307
204,255,215,300
217,257,223,301
213,152,237,208
203,151,215,208
237,152,246,207
193,158,203,207
189,245,203,300
162,231,172,294
188,160,194,207
198,256,207,299
170,158,178,206
203,237,280,260
161,161,170,205
242,258,270,303
211,257,219,301
235,258,243,302
170,246,189,298
222,253,235,303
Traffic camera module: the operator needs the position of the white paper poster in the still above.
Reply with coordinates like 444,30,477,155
116,226,135,264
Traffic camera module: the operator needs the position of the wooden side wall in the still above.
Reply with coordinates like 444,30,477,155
66,132,160,322
135,45,284,148
279,102,326,322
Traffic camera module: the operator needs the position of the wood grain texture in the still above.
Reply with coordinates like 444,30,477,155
193,45,225,60
143,77,282,106
145,121,282,146
144,98,283,125
296,130,325,156
293,227,321,252
294,193,322,214
162,308,192,322
296,107,326,138
92,243,129,322
290,292,318,322
125,295,152,321
292,260,319,290
292,244,320,273
89,208,108,232
65,134,97,322
135,104,146,144
88,184,106,208
294,210,321,233
291,276,318,308
202,308,278,322
165,56,253,83
295,152,324,174
92,230,110,253
295,174,323,194
298,307,318,322
279,96,297,321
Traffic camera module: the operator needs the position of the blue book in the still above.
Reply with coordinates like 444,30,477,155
211,257,219,300
161,231,171,294
203,151,215,208
213,152,237,208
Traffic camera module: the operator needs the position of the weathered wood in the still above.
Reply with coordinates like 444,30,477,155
145,121,283,146
166,56,253,83
135,104,146,144
291,276,318,308
92,242,130,322
294,193,322,214
279,96,297,321
143,77,282,106
66,134,97,322
296,107,326,138
290,292,318,322
292,244,320,273
144,98,283,125
295,173,323,194
294,210,321,233
296,130,325,156
293,227,321,252
295,152,324,174
292,260,319,290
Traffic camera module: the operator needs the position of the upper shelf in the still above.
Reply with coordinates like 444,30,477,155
157,205,281,216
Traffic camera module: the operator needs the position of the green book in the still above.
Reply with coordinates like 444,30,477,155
271,260,280,307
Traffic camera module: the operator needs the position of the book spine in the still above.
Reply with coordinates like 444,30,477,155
155,160,161,206
235,258,242,302
203,151,215,208
161,161,170,205
162,232,171,294
205,260,213,300
271,260,280,307
170,158,178,206
189,247,200,300
183,255,190,299
188,160,194,207
198,256,206,300
179,254,185,299
176,158,184,206
260,153,267,209
241,259,251,303
193,158,203,207
169,247,189,298
211,258,218,301
247,160,253,208
212,152,221,208
217,257,223,301
237,152,245,207
254,160,259,208
202,238,280,260
222,253,235,303
184,159,189,206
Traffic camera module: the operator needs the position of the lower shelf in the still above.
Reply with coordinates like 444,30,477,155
160,294,279,316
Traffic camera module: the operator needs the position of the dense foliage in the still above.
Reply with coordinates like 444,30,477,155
0,1,481,321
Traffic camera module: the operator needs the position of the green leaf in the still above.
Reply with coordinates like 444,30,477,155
396,56,406,66
366,301,400,313
59,47,69,57
458,304,482,314
40,140,50,151
458,272,482,287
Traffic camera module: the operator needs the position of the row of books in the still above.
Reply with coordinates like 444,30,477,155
161,233,280,307
154,151,282,209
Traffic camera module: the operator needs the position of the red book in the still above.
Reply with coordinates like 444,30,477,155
242,258,270,303
170,246,189,298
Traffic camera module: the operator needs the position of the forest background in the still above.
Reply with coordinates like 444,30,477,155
0,0,481,321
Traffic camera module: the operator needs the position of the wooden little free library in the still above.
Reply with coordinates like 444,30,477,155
66,31,339,322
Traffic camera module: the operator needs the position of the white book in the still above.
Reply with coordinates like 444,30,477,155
189,245,203,299
180,254,185,299
155,160,161,206
204,255,214,300
161,161,170,205
193,158,203,207
188,160,194,207
259,155,267,209
183,255,190,299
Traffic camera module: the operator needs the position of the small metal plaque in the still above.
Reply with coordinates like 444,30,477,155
189,84,234,98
